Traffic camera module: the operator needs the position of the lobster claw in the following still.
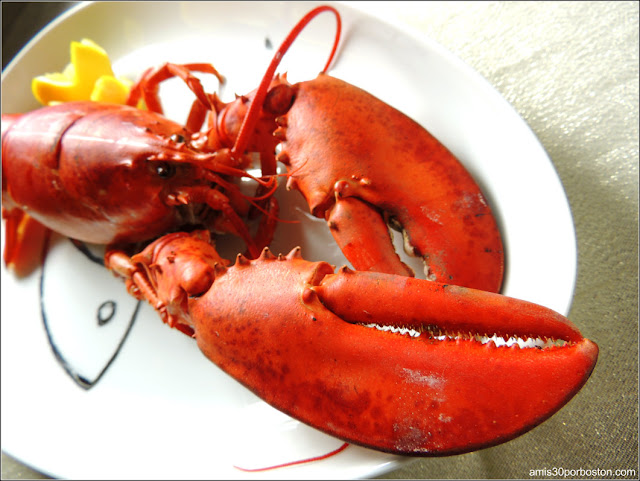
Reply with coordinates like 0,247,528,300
313,270,598,454
108,231,598,456
275,73,505,292
210,5,503,291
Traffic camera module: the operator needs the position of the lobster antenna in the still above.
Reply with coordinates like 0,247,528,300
230,5,342,160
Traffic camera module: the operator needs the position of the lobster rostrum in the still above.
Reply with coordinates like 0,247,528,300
211,5,504,292
106,229,598,456
1,65,276,277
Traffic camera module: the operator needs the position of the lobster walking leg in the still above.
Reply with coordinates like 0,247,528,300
126,62,223,118
106,230,598,456
1,209,49,276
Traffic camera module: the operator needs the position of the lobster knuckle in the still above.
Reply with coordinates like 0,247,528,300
182,267,215,298
263,83,295,115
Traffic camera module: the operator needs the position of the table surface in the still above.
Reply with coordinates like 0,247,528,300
2,1,638,479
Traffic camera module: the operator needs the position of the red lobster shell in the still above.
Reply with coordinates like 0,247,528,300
210,6,504,292
107,229,597,456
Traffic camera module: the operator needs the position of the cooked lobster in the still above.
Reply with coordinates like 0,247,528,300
1,89,275,276
106,229,597,456
2,5,502,292
1,4,598,459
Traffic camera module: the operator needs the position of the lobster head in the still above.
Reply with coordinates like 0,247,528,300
1,101,263,251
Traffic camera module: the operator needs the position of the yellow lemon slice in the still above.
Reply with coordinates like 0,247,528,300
90,75,133,104
31,39,131,105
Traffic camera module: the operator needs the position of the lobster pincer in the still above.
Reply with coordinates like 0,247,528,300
106,230,597,456
212,5,504,292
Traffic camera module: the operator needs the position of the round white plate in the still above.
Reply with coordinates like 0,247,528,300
1,1,577,479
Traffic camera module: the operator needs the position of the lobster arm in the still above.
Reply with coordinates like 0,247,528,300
112,231,598,456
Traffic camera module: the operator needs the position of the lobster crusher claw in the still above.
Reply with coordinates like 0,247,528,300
107,230,598,456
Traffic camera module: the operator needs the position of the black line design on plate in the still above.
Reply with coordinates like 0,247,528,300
69,238,104,266
97,300,117,326
39,235,141,390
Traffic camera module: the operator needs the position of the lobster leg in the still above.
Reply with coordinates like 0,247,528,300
109,231,597,457
1,208,50,277
166,185,261,258
127,62,223,116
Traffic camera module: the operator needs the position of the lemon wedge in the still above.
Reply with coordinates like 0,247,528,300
32,39,131,105
90,75,133,104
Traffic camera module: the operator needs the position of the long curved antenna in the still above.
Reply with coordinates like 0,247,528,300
230,5,342,160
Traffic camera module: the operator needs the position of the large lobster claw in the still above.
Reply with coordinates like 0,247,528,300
106,230,597,456
275,73,505,292
217,6,504,292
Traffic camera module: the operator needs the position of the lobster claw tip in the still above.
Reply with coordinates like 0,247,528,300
306,269,598,455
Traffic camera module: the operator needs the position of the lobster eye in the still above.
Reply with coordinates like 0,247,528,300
154,162,176,179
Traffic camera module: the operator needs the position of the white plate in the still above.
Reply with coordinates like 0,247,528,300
1,1,577,479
